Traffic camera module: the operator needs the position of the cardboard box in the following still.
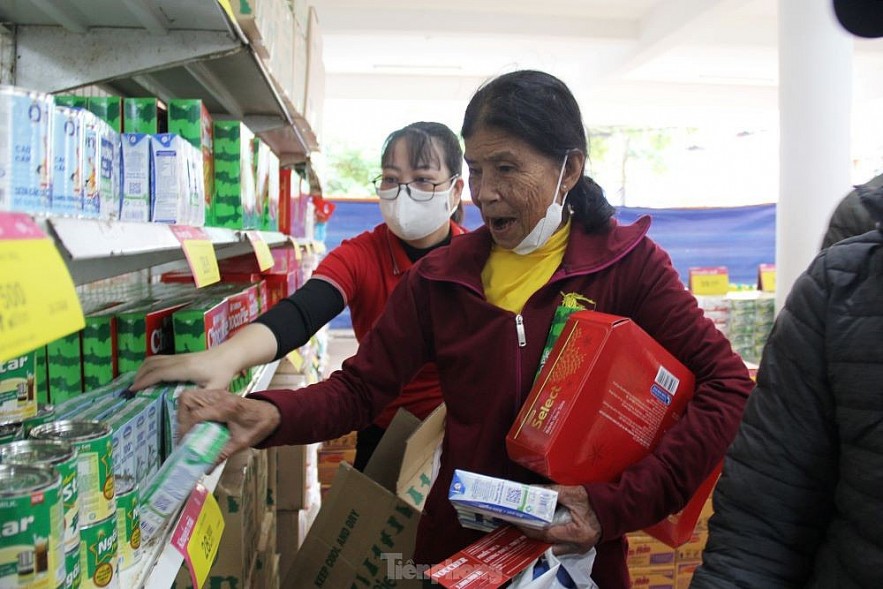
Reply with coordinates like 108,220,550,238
211,449,260,585
116,298,191,373
283,409,442,588
51,105,85,216
627,532,676,568
212,120,255,229
507,310,696,485
119,133,152,222
276,442,319,510
46,331,83,405
630,565,676,589
676,561,699,589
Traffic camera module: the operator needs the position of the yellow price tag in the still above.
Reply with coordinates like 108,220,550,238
0,213,84,362
689,266,730,295
173,484,225,589
170,226,220,288
246,231,275,271
287,236,302,261
286,349,305,372
182,240,221,287
758,263,776,293
216,0,235,20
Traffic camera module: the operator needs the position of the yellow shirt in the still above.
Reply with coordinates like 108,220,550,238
481,221,571,313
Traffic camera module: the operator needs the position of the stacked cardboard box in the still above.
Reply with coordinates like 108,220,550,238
627,491,714,588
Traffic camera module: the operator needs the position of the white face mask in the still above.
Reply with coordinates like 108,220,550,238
378,184,456,241
512,155,570,255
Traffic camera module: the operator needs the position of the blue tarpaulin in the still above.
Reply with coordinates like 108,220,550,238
322,200,776,330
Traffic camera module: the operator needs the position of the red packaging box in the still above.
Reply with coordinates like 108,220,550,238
506,310,695,485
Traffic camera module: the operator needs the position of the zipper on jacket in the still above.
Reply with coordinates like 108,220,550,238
515,314,527,347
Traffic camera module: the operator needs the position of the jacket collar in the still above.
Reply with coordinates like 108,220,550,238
382,221,469,276
416,216,652,288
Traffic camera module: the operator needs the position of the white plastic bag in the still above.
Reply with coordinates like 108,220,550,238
509,547,599,589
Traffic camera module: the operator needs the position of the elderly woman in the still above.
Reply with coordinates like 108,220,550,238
172,70,752,587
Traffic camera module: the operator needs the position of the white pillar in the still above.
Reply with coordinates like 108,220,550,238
777,0,853,311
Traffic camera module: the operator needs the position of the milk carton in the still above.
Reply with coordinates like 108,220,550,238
120,133,151,222
51,105,85,215
0,86,53,213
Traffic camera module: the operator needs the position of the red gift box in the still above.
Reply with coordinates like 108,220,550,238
507,311,715,547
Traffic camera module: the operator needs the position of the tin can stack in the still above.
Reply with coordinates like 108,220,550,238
30,420,119,589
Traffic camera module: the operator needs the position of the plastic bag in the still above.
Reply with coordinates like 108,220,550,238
509,547,599,589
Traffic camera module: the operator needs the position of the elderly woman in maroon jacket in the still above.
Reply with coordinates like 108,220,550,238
171,70,753,588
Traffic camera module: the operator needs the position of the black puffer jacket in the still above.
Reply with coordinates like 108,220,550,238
691,188,883,588
820,173,882,249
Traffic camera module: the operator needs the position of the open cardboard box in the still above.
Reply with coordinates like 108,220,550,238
282,405,445,588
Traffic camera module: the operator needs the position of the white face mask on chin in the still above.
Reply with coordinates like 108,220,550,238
512,155,570,255
379,185,455,241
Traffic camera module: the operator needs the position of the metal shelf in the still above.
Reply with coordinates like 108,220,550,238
124,360,281,589
45,217,290,285
0,0,317,162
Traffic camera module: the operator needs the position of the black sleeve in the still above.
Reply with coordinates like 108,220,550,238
253,278,346,360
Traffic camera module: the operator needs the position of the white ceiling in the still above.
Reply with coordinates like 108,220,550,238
311,0,883,139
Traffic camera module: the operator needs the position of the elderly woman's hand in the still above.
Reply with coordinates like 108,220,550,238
519,485,602,555
177,388,281,462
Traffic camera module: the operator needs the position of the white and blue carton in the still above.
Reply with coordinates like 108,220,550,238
448,469,558,530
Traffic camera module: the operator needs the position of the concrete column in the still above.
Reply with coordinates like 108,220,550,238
777,0,853,311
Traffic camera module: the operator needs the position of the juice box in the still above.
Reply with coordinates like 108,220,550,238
123,97,159,134
212,120,255,229
116,298,192,373
46,331,83,405
448,469,558,530
0,86,53,212
172,296,230,354
87,96,122,132
119,133,152,222
168,99,213,225
150,133,191,224
51,105,85,215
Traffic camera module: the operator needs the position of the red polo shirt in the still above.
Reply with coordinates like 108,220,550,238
313,221,467,427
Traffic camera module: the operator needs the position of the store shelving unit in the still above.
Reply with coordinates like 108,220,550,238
0,2,322,586
44,217,290,285
0,0,318,164
124,359,281,588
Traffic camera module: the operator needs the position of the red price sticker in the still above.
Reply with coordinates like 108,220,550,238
170,226,220,288
0,213,84,362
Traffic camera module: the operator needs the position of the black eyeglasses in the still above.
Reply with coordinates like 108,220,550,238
372,174,460,202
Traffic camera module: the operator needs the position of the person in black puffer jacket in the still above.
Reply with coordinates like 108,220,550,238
690,141,883,587
820,173,881,249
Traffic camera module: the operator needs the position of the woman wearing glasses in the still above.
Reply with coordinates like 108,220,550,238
133,121,466,469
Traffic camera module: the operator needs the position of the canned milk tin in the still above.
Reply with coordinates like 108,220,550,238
0,422,20,445
78,516,118,589
30,420,116,524
113,476,140,572
0,463,65,589
21,405,56,439
64,543,81,589
0,439,81,553
0,353,38,423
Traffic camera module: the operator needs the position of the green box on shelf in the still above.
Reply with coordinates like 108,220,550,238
34,346,49,407
212,120,255,229
87,96,123,132
123,97,160,134
168,99,214,226
172,296,229,354
54,95,88,109
46,331,83,405
116,298,192,374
